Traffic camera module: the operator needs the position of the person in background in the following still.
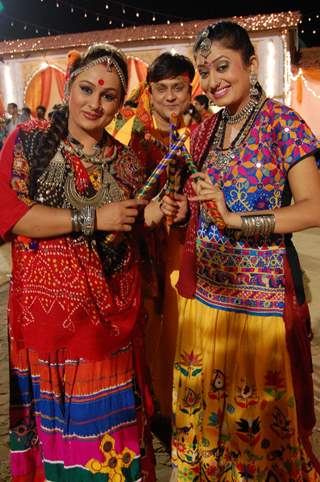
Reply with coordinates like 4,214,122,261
5,102,23,136
0,115,6,150
193,93,212,121
0,42,177,482
183,103,202,132
164,21,320,481
20,106,32,122
36,104,47,120
113,52,195,447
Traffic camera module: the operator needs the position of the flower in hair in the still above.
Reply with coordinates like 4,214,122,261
65,50,81,84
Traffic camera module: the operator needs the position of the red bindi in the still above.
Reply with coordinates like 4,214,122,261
98,79,105,86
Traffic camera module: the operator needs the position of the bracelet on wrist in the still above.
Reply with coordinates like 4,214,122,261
240,213,275,237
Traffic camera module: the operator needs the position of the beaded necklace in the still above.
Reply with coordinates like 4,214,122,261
221,97,259,125
205,94,266,176
64,132,117,166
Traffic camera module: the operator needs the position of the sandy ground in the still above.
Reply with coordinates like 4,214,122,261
0,230,319,480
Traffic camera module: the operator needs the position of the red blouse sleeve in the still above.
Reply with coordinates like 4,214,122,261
0,128,30,240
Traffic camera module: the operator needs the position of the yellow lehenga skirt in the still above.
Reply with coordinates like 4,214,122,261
172,296,320,481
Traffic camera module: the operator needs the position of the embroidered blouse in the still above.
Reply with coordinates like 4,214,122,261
194,99,320,316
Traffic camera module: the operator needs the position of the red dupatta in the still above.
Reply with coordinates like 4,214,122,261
176,114,217,298
2,123,142,360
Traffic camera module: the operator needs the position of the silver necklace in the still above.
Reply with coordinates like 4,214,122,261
222,98,258,125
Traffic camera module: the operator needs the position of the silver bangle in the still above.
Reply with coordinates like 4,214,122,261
71,209,81,232
78,206,96,236
241,214,275,237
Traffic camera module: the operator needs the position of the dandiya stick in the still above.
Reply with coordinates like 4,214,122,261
105,131,190,243
180,149,226,230
135,130,189,199
166,113,179,226
142,132,225,230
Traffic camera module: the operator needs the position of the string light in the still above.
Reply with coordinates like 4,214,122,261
0,11,301,58
266,40,276,97
291,68,320,100
0,0,191,36
0,11,62,38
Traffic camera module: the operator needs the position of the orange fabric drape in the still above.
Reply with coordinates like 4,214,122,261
40,67,53,108
25,66,54,115
25,73,42,116
54,68,65,101
0,95,4,115
126,57,148,101
297,76,303,104
292,67,320,104
191,71,203,99
24,66,66,115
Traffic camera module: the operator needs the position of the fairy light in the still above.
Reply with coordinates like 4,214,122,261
282,34,291,105
3,64,14,104
0,11,301,59
291,68,320,100
266,39,276,97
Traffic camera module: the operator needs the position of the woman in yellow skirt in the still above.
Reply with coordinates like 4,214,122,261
161,21,320,481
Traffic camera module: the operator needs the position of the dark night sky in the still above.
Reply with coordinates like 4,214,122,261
0,0,319,48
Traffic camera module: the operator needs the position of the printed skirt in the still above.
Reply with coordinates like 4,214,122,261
171,297,320,481
10,341,155,482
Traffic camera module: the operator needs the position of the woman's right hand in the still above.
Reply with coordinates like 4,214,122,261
96,199,147,232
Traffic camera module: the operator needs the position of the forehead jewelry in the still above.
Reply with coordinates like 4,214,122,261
98,79,105,86
199,28,212,59
68,54,127,93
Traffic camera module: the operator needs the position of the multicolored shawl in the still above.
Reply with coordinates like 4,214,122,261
1,121,146,360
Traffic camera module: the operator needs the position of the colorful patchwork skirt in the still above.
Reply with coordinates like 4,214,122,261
10,341,155,482
172,297,320,481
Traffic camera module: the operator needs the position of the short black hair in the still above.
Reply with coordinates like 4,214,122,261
7,102,18,109
194,94,209,109
147,52,195,84
36,105,46,113
22,106,31,115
